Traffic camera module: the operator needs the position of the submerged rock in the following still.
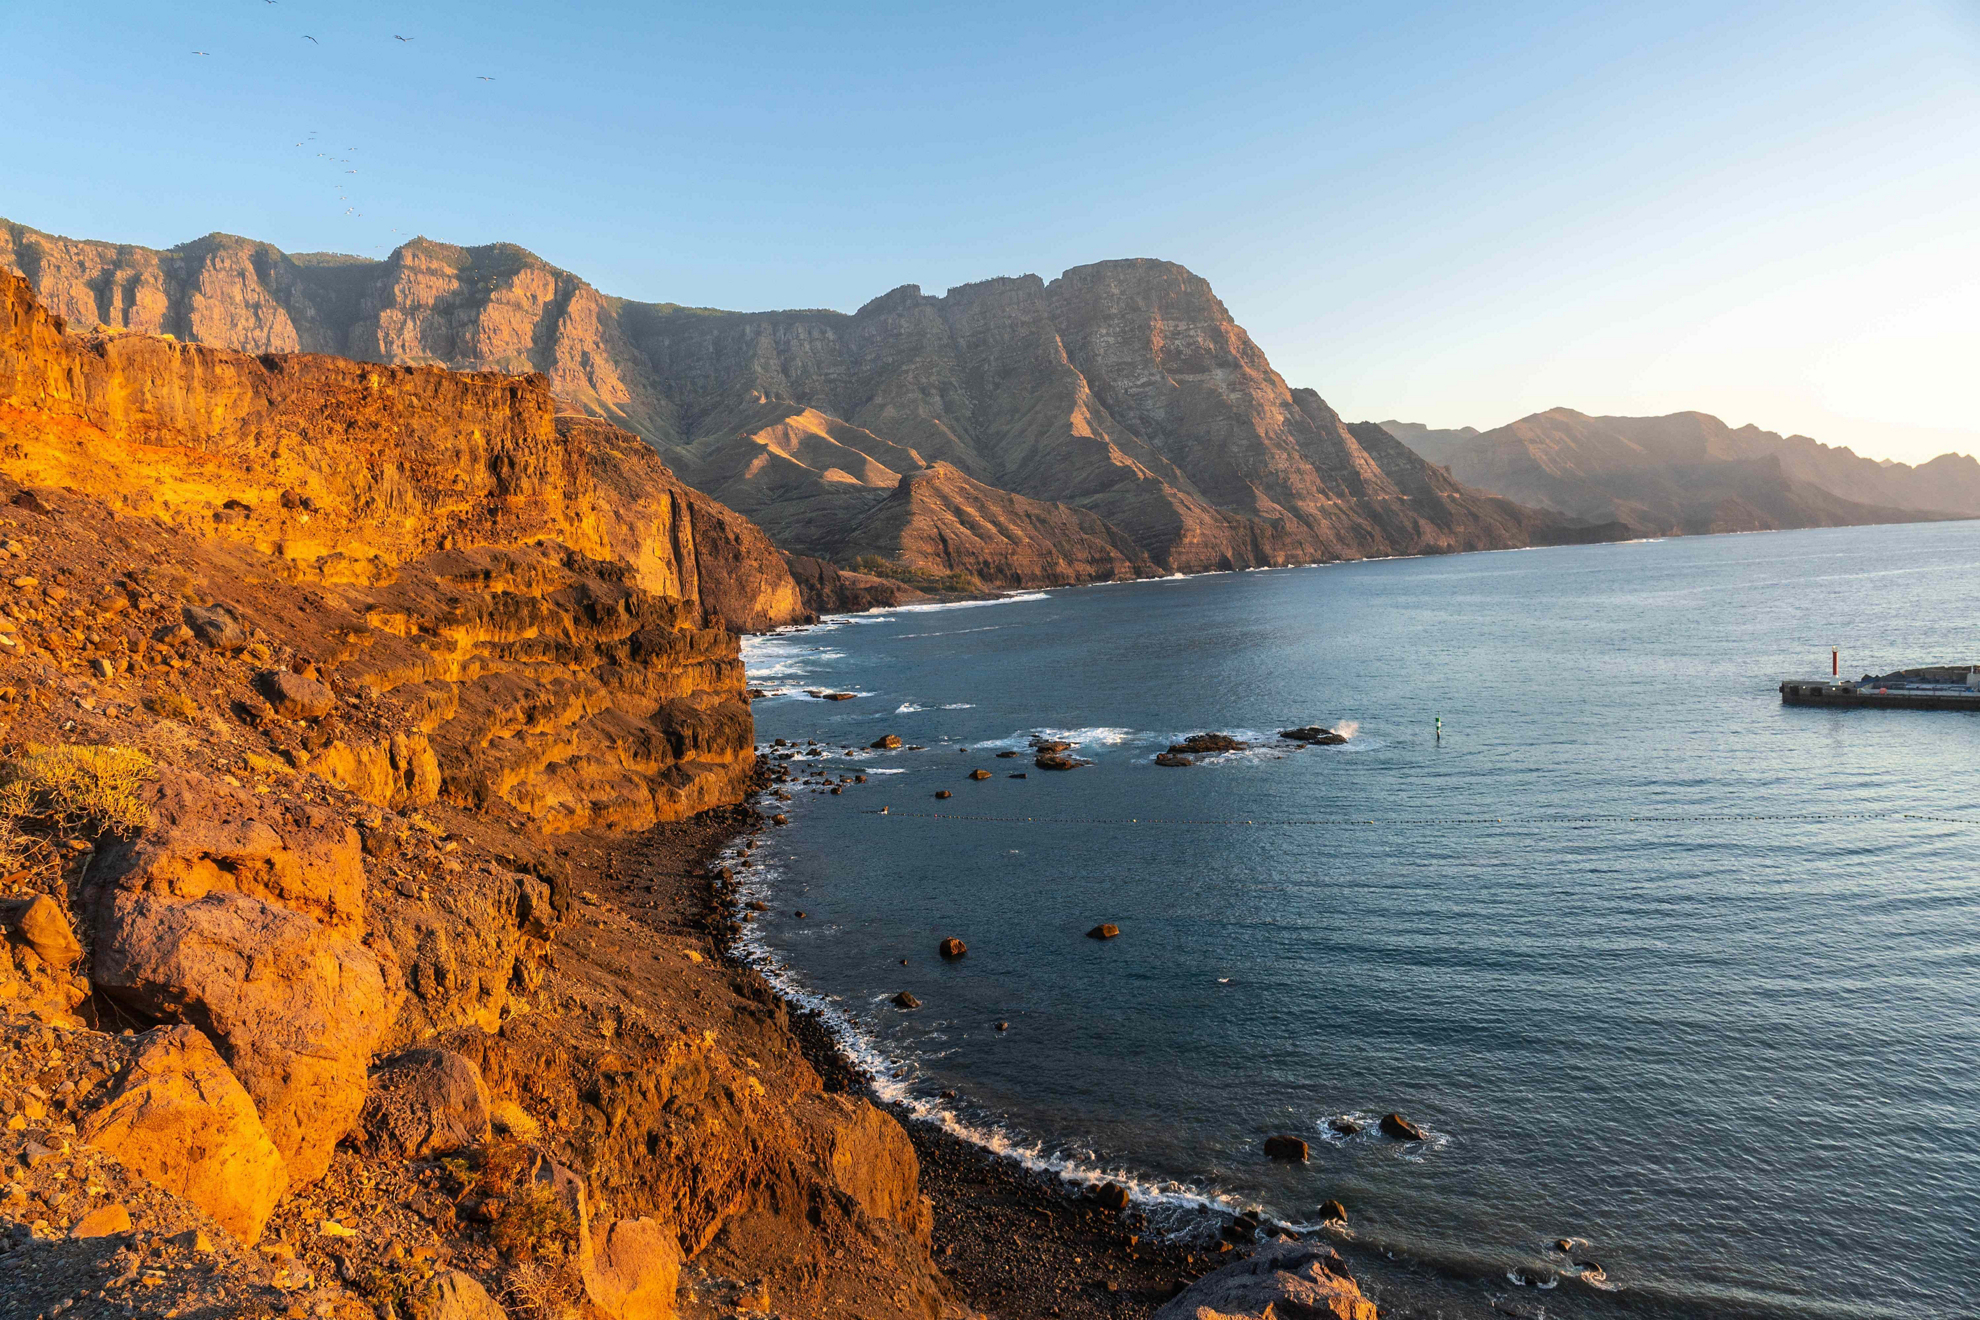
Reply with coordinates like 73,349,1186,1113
1153,752,1193,767
1035,753,1089,770
1328,1117,1364,1136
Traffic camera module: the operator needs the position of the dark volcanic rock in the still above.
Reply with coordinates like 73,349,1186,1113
1153,752,1193,767
1328,1117,1364,1136
1167,733,1247,755
1086,923,1120,940
1280,726,1346,745
892,991,921,1010
968,769,991,780
870,734,902,750
938,937,966,960
1092,1182,1131,1212
1262,1135,1309,1161
1319,1199,1348,1224
1380,1113,1428,1142
1034,753,1088,771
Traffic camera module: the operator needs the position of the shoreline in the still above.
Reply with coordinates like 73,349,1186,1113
698,761,1516,1319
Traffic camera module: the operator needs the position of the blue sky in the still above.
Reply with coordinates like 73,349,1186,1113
5,1,1976,462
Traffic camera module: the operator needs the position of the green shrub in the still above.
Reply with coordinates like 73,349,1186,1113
845,555,983,593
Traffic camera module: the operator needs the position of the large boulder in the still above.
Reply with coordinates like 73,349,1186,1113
86,772,401,1186
255,668,336,720
91,890,397,1186
583,1217,683,1320
77,1025,288,1243
794,1092,932,1243
360,1047,493,1158
419,1269,510,1320
1152,1242,1378,1320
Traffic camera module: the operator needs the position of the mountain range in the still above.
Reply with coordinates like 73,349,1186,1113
1382,411,1980,535
0,219,1611,585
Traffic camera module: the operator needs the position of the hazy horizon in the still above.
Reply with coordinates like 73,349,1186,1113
5,0,1975,465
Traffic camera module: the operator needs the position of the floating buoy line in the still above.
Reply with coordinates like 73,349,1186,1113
858,810,1969,827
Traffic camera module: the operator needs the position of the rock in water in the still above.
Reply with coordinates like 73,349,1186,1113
1087,923,1120,940
934,789,953,799
1319,1199,1348,1224
870,734,902,749
359,1047,493,1158
1280,726,1347,745
968,768,991,780
1094,1182,1131,1211
938,937,967,959
1328,1117,1364,1136
1263,1135,1309,1161
1167,732,1247,755
1380,1112,1428,1141
1035,753,1088,770
1152,1242,1378,1320
1153,752,1193,767
892,991,920,1009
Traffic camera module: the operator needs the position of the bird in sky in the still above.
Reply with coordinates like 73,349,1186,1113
477,75,495,81
192,50,209,55
394,35,413,41
302,35,318,44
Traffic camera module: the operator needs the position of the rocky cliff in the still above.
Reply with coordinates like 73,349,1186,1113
0,270,968,1319
2,219,1600,580
1390,408,1979,534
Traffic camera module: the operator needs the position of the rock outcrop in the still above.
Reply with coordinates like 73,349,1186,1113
1154,1242,1378,1320
3,219,1610,581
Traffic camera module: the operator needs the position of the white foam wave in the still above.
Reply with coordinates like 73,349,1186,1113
896,702,926,713
890,592,1049,614
941,703,975,709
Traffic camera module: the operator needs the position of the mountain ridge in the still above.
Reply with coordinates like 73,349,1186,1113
1381,406,1975,535
1,218,1610,580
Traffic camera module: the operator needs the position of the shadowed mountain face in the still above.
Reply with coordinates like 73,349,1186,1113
2,219,1601,581
1388,408,1977,535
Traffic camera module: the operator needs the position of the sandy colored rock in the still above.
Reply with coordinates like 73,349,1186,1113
90,889,398,1187
1153,1242,1378,1320
360,1047,493,1158
77,1024,288,1242
255,668,335,719
68,1202,134,1237
795,1092,932,1243
583,1216,683,1320
420,1269,510,1320
3,893,82,968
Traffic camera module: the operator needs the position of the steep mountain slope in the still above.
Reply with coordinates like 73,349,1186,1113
1388,408,1977,533
2,218,1605,577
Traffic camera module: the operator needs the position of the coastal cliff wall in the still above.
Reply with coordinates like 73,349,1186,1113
0,270,961,1319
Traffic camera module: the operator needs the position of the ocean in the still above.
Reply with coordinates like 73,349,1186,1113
737,520,1980,1319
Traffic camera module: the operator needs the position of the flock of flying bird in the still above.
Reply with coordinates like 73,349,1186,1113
190,8,497,239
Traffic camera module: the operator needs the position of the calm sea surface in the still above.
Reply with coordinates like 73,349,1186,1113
739,522,1980,1319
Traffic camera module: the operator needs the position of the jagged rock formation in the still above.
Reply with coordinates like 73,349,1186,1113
2,218,1601,580
1390,408,1976,534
